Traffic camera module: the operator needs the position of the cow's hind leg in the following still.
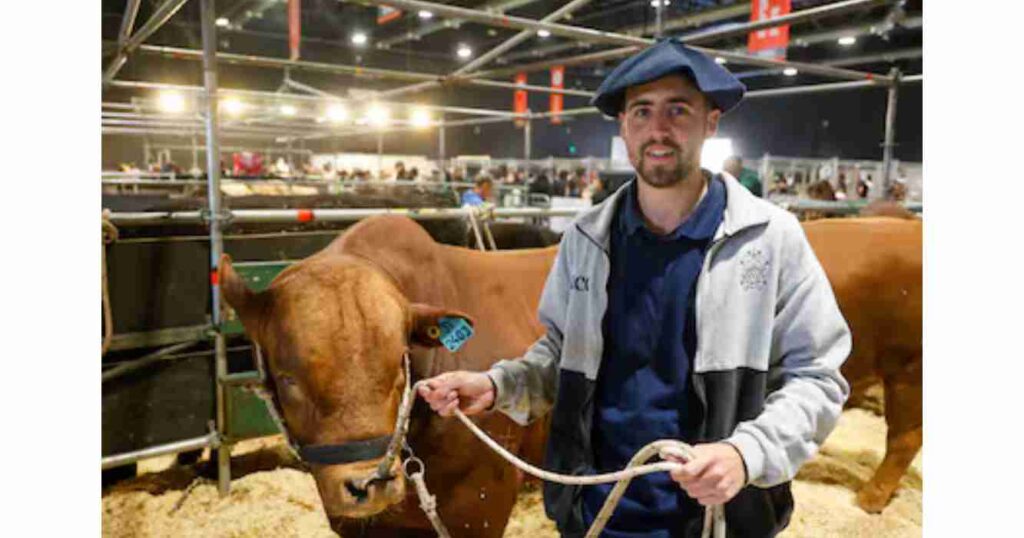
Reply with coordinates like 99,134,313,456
856,363,922,513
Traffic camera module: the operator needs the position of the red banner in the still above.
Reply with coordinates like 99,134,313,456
377,6,402,25
550,66,565,125
288,0,301,61
748,0,791,60
514,72,528,128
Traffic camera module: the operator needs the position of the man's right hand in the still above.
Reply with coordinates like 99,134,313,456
416,371,496,417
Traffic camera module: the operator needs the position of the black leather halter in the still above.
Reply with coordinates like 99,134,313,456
252,345,409,468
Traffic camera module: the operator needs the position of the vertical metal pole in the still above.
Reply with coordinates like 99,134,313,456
377,130,384,179
199,0,231,497
439,114,446,161
655,0,664,38
524,115,532,160
881,68,901,199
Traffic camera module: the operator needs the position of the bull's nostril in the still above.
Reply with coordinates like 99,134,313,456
344,480,370,503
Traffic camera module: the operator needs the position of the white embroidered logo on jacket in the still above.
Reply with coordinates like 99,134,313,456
739,247,771,291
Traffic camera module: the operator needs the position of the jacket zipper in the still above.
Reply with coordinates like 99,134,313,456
692,232,730,441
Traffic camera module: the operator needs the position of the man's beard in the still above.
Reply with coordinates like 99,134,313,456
634,140,698,188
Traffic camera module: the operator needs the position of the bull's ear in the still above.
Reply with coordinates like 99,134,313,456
409,303,474,349
219,254,263,336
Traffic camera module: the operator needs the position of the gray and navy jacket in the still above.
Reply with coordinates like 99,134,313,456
487,172,852,537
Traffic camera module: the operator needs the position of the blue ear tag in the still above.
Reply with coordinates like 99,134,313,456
438,317,474,352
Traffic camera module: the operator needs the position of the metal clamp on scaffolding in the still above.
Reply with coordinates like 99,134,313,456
200,207,234,227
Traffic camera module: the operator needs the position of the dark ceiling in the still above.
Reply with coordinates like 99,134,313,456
101,0,924,161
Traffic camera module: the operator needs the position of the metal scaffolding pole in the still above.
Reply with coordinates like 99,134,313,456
199,0,231,497
110,77,517,118
352,0,891,84
438,114,446,162
380,0,595,100
524,117,532,160
499,2,752,64
103,0,191,84
376,0,542,49
108,206,585,226
655,0,664,38
881,68,901,198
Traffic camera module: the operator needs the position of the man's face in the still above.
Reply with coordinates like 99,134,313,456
619,74,721,188
480,182,493,199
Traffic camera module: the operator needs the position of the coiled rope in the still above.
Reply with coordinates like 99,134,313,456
408,380,725,538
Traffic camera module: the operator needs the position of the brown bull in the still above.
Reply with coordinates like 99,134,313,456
220,215,554,536
803,217,922,513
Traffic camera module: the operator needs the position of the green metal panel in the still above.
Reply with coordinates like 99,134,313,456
223,261,295,440
226,384,282,440
221,261,293,335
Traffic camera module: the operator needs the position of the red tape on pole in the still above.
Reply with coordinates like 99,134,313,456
297,209,314,222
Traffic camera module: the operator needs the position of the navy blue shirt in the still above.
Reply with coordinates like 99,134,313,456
581,175,727,537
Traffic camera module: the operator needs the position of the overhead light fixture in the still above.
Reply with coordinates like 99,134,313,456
537,29,551,38
456,44,472,59
418,10,433,20
326,103,348,123
215,17,230,28
714,57,727,65
411,108,432,129
783,67,798,76
838,36,857,46
366,104,390,127
351,32,368,46
157,91,186,113
650,0,670,7
222,97,246,115
280,104,297,116
315,116,326,124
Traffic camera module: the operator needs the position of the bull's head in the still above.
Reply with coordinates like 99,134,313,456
218,253,471,525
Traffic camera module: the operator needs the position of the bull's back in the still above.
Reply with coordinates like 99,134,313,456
802,218,922,379
439,245,558,365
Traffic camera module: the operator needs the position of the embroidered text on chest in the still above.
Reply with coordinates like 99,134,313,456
739,247,771,291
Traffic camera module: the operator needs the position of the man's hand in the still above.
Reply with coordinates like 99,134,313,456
416,371,495,417
664,443,747,506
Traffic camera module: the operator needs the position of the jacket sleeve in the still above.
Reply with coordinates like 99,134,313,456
725,215,852,487
484,231,571,426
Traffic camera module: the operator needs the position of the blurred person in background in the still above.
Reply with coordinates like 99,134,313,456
723,155,762,197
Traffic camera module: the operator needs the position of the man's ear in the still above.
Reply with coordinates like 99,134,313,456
219,254,265,338
408,303,475,348
705,107,722,137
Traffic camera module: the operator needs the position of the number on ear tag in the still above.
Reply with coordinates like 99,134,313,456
438,317,474,352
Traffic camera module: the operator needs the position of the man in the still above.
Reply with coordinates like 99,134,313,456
461,175,494,206
723,155,763,197
419,39,850,537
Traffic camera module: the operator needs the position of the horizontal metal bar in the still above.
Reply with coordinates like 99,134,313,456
108,324,212,352
104,0,190,84
745,73,921,99
107,206,583,226
102,341,199,383
221,371,262,386
102,433,218,470
139,44,441,83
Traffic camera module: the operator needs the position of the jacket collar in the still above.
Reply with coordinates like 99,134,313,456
576,169,773,251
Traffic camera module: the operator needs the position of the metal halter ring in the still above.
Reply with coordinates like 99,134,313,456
403,456,425,479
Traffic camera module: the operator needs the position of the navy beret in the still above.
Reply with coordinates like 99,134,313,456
591,39,746,117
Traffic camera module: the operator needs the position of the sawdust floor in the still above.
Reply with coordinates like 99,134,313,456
102,407,921,537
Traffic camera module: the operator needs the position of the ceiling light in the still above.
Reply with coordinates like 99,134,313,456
456,44,472,59
537,29,551,38
418,10,433,20
783,67,798,76
714,57,727,65
222,97,246,115
411,108,432,129
215,17,230,28
326,103,348,123
650,0,670,7
351,32,368,46
157,91,186,113
838,36,857,46
315,117,326,124
280,104,297,116
366,104,390,127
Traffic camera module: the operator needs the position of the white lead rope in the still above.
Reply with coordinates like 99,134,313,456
406,380,725,538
